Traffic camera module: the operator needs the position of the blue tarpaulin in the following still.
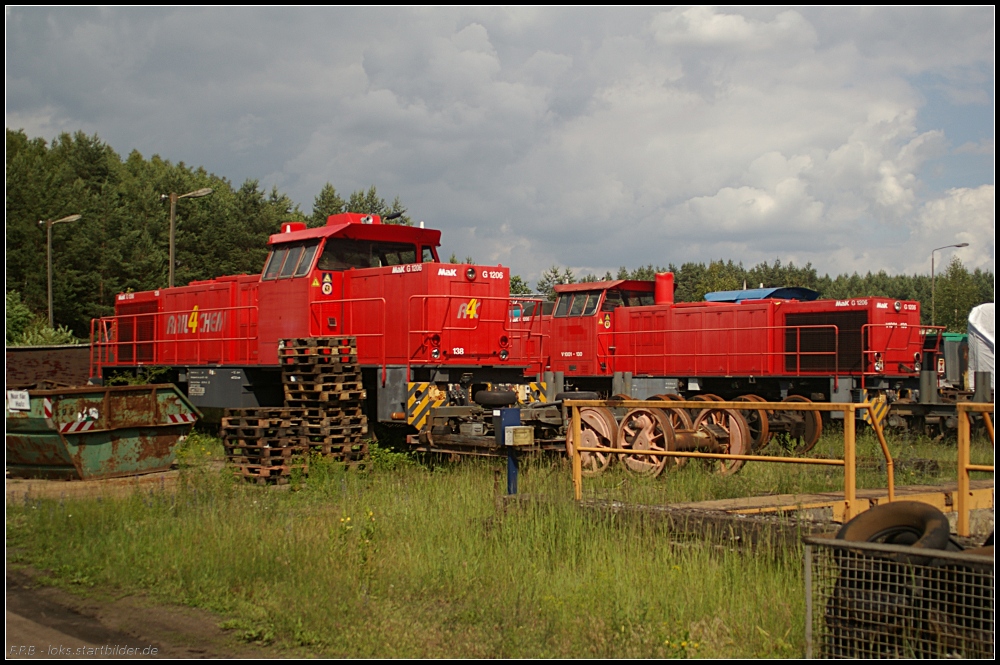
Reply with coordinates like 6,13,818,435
703,287,820,303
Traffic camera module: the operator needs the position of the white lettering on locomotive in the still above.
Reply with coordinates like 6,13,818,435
438,268,457,277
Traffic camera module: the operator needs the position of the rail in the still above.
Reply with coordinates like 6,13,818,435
597,324,840,379
956,402,994,537
566,399,897,522
308,296,387,383
90,305,259,377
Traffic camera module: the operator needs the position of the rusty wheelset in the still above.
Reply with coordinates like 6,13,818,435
565,393,828,477
565,397,754,478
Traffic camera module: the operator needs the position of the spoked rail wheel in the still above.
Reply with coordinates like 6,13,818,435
773,395,822,454
692,408,751,476
616,407,675,477
565,406,618,477
651,396,693,469
734,394,771,452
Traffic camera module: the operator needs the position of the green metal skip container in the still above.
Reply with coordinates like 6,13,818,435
5,384,200,480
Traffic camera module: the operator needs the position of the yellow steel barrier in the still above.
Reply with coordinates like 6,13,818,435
956,403,994,537
565,399,989,524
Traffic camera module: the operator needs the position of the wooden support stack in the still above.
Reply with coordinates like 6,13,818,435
221,407,308,485
280,337,370,470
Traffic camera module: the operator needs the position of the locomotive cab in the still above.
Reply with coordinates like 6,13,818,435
544,280,656,377
255,213,443,362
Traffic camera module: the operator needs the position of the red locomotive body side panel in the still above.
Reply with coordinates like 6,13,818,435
604,302,774,377
110,274,261,368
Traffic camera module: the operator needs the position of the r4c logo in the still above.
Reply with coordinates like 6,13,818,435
458,299,479,319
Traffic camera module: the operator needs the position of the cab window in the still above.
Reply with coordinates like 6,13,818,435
316,239,420,270
262,240,320,281
601,289,653,310
555,290,602,317
262,247,289,280
278,246,304,278
294,243,319,276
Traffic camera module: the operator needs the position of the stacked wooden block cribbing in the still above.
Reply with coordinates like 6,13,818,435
281,337,369,470
223,336,370,484
222,408,308,485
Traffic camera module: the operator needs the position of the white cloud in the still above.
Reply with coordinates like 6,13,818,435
5,7,994,285
651,7,817,51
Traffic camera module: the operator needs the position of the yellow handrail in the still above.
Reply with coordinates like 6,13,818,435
566,399,896,522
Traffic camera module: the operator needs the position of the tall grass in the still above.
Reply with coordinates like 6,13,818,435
6,428,991,657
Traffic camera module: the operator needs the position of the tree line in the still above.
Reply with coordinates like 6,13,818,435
5,129,406,339
6,129,992,342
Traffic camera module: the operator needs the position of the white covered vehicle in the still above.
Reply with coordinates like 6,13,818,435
967,303,994,391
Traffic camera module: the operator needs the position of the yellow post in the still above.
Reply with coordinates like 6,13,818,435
571,405,583,502
867,404,894,502
843,405,857,520
956,406,971,537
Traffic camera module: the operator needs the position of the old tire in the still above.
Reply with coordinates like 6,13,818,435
474,390,518,407
836,501,951,550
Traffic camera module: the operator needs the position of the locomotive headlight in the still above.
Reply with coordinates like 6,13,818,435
431,348,441,360
874,353,884,373
913,352,922,372
894,301,902,312
499,335,509,348
465,267,476,281
499,349,509,360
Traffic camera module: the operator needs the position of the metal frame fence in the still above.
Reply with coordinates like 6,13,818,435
566,399,994,528
804,536,993,658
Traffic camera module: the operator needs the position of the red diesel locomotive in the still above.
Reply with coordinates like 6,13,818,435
91,213,941,459
91,213,539,421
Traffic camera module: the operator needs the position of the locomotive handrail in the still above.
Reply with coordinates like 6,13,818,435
595,323,840,378
405,293,548,370
859,322,944,382
308,296,387,384
89,305,259,377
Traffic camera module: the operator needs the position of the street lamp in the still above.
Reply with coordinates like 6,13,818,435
162,188,213,288
931,242,970,326
38,214,82,328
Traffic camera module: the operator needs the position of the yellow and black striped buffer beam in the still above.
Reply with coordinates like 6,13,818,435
860,394,890,427
407,382,447,431
523,382,547,404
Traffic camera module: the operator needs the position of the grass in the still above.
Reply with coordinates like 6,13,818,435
5,426,992,658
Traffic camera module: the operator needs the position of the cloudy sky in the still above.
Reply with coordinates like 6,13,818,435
6,7,994,286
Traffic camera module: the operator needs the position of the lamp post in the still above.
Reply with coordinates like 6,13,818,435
38,214,82,328
162,188,213,287
931,242,969,326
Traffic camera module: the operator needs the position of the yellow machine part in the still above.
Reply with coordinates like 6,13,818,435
860,393,890,427
407,382,447,430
